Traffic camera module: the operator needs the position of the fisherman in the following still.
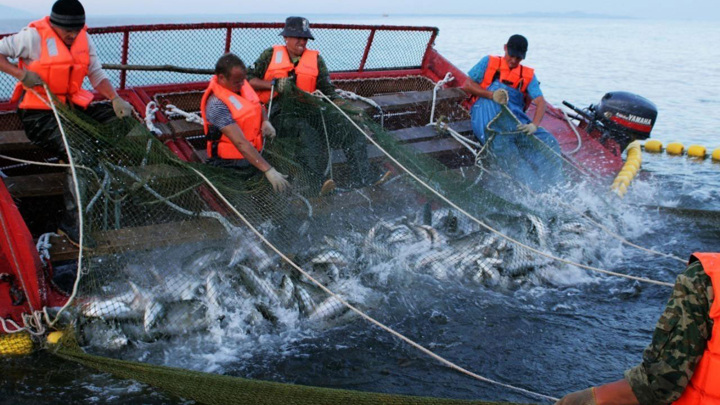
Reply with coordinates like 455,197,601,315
248,16,388,196
556,253,718,405
462,34,563,191
0,0,134,245
201,53,289,193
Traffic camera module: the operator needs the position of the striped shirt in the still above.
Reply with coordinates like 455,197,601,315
205,95,235,129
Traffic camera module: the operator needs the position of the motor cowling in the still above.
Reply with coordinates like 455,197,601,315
593,91,657,142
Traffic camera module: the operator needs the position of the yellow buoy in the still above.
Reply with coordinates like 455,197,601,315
666,142,684,156
713,148,720,162
47,331,64,345
687,145,707,159
0,332,34,356
644,140,663,153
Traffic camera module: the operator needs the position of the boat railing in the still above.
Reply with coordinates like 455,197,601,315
0,22,439,105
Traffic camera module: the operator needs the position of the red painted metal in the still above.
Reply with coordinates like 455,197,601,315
0,180,52,332
359,29,376,73
120,30,130,89
331,69,425,80
224,27,232,53
81,22,438,35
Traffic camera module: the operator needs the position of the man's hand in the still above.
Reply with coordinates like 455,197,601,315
112,96,134,118
261,120,276,139
20,70,44,88
492,89,509,105
517,122,538,135
264,167,290,192
275,77,293,94
554,388,595,405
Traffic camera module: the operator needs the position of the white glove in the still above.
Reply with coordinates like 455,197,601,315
275,77,293,94
20,70,44,88
517,123,538,135
261,120,276,139
112,96,134,118
492,89,509,105
264,167,290,192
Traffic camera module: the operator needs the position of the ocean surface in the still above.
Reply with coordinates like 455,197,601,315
1,13,719,405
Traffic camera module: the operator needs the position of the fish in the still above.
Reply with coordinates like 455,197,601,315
294,285,317,316
235,265,280,304
143,300,165,333
182,247,225,273
81,295,137,320
204,270,225,319
278,275,295,308
308,295,348,322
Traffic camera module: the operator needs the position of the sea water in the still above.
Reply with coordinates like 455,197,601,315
1,14,718,404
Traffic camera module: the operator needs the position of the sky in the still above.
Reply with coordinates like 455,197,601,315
0,0,717,21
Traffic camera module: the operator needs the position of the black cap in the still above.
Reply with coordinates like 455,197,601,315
507,34,528,59
50,0,86,29
279,16,314,40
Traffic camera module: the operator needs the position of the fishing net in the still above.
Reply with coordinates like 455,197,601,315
31,77,636,405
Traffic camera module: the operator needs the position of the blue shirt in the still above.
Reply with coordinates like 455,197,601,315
205,95,235,129
467,56,543,100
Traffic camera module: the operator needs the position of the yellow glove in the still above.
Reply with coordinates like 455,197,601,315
492,89,509,105
517,122,538,135
264,167,290,192
261,120,276,139
112,96,134,118
554,387,595,405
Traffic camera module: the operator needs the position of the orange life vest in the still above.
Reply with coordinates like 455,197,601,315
257,45,319,103
673,252,720,405
479,55,535,95
200,76,263,160
12,17,94,110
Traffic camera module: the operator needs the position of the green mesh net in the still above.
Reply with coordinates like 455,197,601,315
32,79,631,405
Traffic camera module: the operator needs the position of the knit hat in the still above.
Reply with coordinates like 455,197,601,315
50,0,86,29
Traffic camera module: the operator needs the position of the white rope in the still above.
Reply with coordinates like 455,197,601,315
335,88,385,128
144,101,162,136
164,104,203,125
35,232,58,264
313,90,674,288
267,81,275,118
429,72,454,125
0,153,86,170
184,163,558,403
38,85,86,328
560,107,583,155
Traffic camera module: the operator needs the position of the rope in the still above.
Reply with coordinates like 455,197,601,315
560,107,582,155
38,85,87,328
313,90,675,288
335,88,385,129
164,104,203,125
319,107,334,179
429,72,455,125
184,163,560,403
144,101,162,136
35,232,58,264
499,105,598,180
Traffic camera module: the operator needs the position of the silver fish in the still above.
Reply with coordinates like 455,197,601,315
294,285,316,316
81,296,136,319
143,300,165,332
236,265,279,304
182,247,224,272
278,275,295,308
308,295,348,322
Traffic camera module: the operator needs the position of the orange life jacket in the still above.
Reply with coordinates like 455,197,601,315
673,252,720,405
257,45,319,103
479,55,535,95
12,17,94,110
200,76,263,160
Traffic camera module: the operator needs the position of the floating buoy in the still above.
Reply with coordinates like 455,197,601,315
644,139,663,153
0,332,33,356
687,145,707,158
666,142,684,156
713,148,720,162
46,331,64,345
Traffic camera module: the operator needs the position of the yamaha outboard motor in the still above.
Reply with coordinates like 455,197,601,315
563,91,658,152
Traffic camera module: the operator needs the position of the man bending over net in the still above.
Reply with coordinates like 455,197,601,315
248,16,388,196
201,53,289,193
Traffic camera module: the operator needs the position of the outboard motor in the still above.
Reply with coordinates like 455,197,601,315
563,91,658,152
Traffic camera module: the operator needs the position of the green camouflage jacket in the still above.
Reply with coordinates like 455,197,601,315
247,47,336,98
625,259,713,405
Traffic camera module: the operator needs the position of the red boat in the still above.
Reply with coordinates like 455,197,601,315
0,22,655,341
